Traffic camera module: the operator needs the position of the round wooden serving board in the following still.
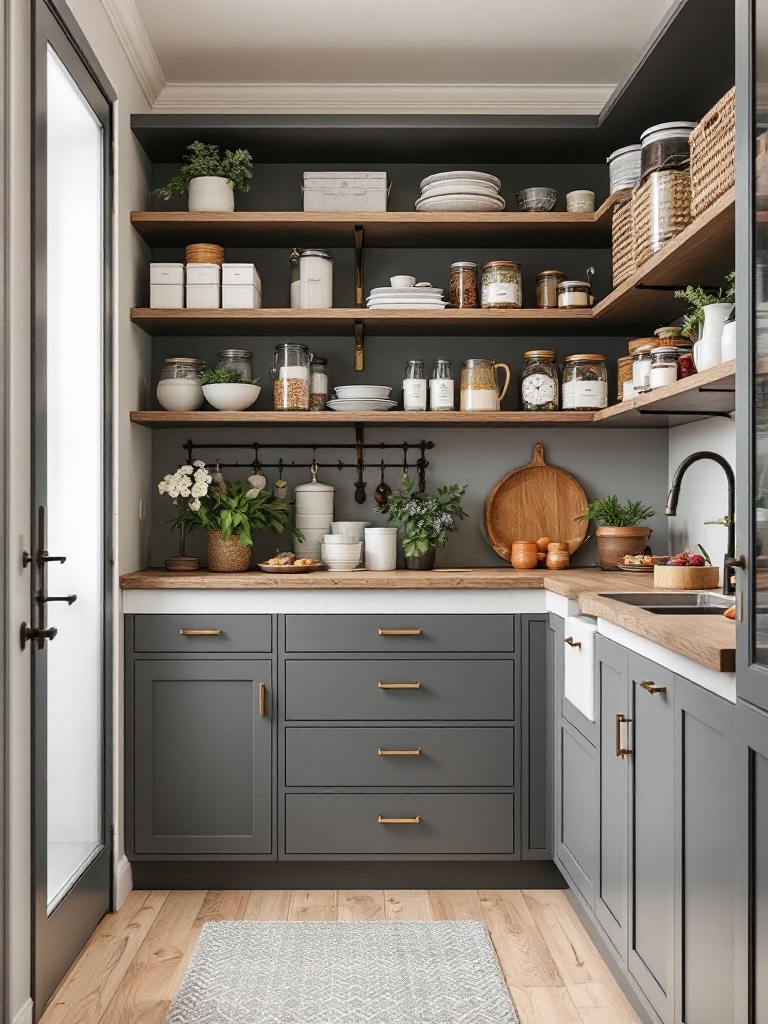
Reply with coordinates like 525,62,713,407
485,442,589,561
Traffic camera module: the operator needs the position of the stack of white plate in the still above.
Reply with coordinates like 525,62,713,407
365,285,447,311
415,170,505,213
327,384,397,412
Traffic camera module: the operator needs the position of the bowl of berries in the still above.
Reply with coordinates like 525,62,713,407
653,550,720,590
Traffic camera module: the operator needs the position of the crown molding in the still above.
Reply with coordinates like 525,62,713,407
152,81,613,115
99,0,165,105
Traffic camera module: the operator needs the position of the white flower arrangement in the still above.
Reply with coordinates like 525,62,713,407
157,461,212,513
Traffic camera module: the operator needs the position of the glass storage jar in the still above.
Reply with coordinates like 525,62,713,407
449,262,478,308
649,347,680,389
216,348,253,380
481,261,522,309
309,355,329,411
521,350,559,411
159,356,205,381
429,359,454,411
561,354,608,410
289,248,333,309
536,270,565,309
403,359,427,412
459,358,511,411
156,357,204,412
557,280,593,308
677,344,697,379
273,342,311,410
632,345,654,392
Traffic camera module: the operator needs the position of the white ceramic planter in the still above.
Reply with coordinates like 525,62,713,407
188,176,235,212
693,302,734,371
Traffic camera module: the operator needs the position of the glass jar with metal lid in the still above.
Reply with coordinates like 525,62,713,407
159,356,204,381
449,262,478,308
216,348,253,380
632,345,655,392
309,355,329,411
536,270,565,309
273,342,311,410
557,280,594,309
481,260,522,309
562,354,608,410
521,350,559,411
649,347,680,389
156,357,204,412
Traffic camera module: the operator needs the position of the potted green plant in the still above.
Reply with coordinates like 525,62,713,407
200,367,261,411
153,140,253,212
379,477,468,570
576,496,655,571
167,473,299,573
157,461,213,571
674,271,735,371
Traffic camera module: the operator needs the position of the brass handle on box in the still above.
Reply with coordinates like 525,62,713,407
378,748,421,756
615,714,633,757
179,628,222,636
564,636,582,649
640,680,667,696
378,628,422,636
259,683,267,718
378,682,421,690
377,816,421,824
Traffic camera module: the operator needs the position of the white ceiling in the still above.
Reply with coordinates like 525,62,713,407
104,0,679,112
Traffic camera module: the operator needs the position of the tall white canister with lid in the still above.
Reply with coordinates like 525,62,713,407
290,248,334,309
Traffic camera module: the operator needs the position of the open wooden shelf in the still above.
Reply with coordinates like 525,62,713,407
130,194,622,250
130,361,735,430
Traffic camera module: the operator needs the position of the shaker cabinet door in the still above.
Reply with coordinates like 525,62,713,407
132,659,273,856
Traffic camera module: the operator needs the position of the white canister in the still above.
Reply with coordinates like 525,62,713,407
364,528,398,571
566,190,595,213
607,144,642,193
290,249,333,309
294,465,335,517
187,176,235,212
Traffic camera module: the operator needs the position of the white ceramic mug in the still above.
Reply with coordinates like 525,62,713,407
566,190,595,213
390,275,416,288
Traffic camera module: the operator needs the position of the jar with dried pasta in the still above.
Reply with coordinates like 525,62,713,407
273,342,311,410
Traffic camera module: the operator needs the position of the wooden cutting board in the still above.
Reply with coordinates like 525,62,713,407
485,442,589,560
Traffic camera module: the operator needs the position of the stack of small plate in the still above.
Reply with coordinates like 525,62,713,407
365,285,447,310
327,384,396,412
415,171,505,213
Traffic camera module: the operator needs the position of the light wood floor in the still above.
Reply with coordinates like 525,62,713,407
39,889,641,1024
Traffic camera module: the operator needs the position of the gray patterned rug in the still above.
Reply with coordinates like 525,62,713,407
165,920,519,1023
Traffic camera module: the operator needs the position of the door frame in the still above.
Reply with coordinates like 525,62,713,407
30,0,115,1013
1,0,9,1015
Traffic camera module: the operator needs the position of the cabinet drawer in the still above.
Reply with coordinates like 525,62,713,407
284,793,516,855
285,614,515,653
133,614,272,654
285,727,514,787
284,659,515,721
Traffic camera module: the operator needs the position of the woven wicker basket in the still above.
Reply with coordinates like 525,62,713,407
617,355,634,401
207,530,251,572
689,87,735,219
611,198,634,286
632,168,691,267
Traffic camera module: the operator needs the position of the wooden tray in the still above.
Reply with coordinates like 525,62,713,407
484,442,589,561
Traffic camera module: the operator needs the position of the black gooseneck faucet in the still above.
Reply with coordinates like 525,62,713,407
665,451,736,595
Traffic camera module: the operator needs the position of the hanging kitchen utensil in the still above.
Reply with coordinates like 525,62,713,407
485,442,589,561
354,428,366,504
401,445,410,483
246,455,267,496
374,461,391,506
274,458,288,500
212,460,226,492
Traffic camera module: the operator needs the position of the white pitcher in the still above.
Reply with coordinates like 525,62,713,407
693,302,734,372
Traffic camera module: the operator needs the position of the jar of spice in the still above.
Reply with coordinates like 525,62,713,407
649,347,680,389
481,261,522,309
632,345,654,393
217,348,253,380
429,359,454,411
309,355,329,411
562,354,608,410
546,548,570,570
557,280,593,308
536,270,565,309
521,350,559,411
273,342,311,410
449,262,478,308
403,359,427,412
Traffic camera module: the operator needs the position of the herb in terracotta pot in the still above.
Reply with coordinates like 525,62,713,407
576,495,655,571
153,141,253,211
379,477,468,570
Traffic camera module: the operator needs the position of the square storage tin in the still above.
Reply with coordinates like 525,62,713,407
185,262,221,309
149,263,184,309
302,171,389,212
221,263,263,308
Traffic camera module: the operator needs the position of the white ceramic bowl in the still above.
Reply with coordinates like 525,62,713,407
202,382,261,411
156,378,204,412
390,275,416,288
333,386,391,400
295,513,334,529
322,537,363,551
323,557,361,570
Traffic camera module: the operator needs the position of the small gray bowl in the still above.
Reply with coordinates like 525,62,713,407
517,187,557,212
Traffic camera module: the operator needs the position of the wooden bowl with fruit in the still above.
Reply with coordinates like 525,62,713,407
653,551,720,590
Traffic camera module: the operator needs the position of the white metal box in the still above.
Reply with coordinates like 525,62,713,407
221,263,263,308
185,262,221,309
302,171,389,212
149,262,184,309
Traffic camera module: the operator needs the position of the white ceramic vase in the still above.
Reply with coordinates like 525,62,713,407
188,176,235,212
720,317,737,362
693,302,734,372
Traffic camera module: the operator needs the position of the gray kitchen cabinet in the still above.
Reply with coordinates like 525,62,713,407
284,613,515,653
131,658,274,856
522,615,552,858
736,700,768,1024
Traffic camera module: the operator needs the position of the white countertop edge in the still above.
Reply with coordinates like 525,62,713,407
598,618,736,703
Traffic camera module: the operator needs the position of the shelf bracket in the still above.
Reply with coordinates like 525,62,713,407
354,319,365,372
354,225,365,308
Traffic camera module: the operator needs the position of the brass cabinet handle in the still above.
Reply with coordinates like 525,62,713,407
378,681,421,690
378,748,421,756
639,679,667,696
179,628,221,636
377,816,421,824
259,683,267,718
615,714,633,757
378,628,422,636
564,636,582,649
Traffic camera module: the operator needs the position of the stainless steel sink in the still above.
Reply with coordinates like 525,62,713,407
599,592,734,615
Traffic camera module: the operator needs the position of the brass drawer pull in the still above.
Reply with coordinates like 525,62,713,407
378,628,422,636
564,636,582,649
179,628,221,636
615,714,633,757
639,680,667,696
378,682,421,690
377,816,421,824
259,683,267,718
378,748,421,756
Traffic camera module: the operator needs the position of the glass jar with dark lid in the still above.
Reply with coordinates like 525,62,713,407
536,270,565,309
